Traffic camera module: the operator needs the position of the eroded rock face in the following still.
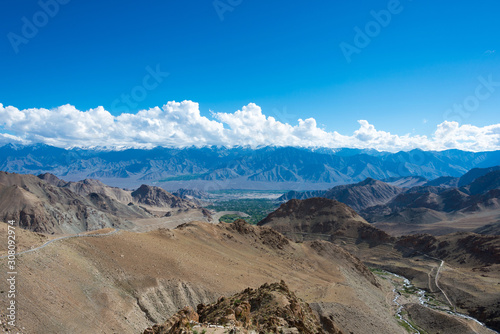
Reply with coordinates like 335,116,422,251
405,303,477,334
395,233,500,267
144,281,334,334
132,184,197,209
144,306,199,334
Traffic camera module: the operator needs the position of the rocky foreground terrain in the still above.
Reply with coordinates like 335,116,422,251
0,219,403,334
1,213,498,333
144,281,337,334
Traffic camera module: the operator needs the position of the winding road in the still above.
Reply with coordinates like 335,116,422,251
0,228,119,260
434,260,456,312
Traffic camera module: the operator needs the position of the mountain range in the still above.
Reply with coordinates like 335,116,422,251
279,167,500,236
2,144,500,190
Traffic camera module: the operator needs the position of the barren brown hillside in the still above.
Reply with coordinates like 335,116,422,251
0,220,403,334
0,172,210,234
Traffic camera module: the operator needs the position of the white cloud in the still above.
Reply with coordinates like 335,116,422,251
0,101,499,152
0,132,26,145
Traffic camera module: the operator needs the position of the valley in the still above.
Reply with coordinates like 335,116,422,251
376,269,497,334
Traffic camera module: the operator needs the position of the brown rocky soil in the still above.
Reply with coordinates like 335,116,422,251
0,219,403,334
405,303,479,334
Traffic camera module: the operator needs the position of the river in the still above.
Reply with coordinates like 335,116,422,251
378,270,499,334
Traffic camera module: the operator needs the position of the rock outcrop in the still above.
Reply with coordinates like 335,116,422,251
144,281,337,334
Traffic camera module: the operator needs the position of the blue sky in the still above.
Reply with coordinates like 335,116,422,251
0,0,499,150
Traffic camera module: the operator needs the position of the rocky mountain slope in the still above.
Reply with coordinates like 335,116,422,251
259,197,393,246
172,188,210,205
395,232,500,268
279,178,404,211
132,184,198,209
363,168,500,235
383,175,428,188
322,178,403,211
258,198,500,331
0,172,209,234
424,175,460,188
464,170,500,196
458,166,500,187
0,219,403,334
281,166,500,236
475,221,500,235
2,189,499,332
391,232,500,330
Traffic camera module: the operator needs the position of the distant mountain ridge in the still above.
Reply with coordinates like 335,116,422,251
279,167,500,236
1,144,500,189
363,167,500,231
280,178,403,211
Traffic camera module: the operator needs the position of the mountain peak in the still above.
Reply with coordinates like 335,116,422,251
359,177,379,185
37,173,67,187
261,197,360,222
260,197,393,249
132,184,199,210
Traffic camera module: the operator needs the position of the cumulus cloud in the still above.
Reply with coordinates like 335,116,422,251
0,101,499,152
